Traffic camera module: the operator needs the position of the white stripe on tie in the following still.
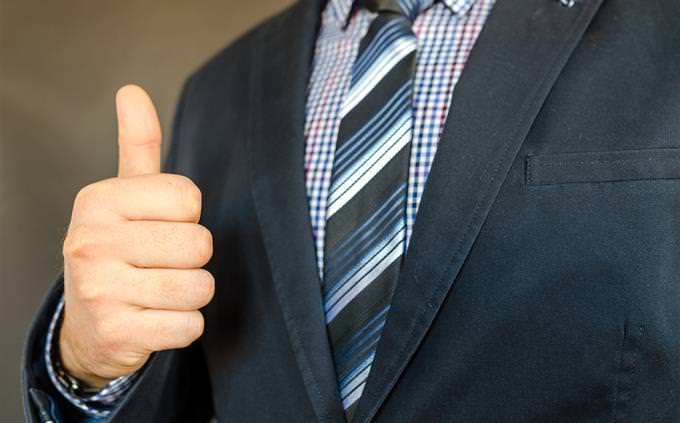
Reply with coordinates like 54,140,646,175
327,121,411,218
340,37,417,119
325,227,405,322
341,364,372,401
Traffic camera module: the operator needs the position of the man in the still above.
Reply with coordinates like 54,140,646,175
22,0,680,421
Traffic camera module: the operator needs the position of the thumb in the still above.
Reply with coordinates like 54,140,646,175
116,84,162,177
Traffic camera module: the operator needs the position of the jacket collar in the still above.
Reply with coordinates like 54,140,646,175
249,1,346,422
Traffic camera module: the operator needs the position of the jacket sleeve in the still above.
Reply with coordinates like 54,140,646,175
21,76,215,423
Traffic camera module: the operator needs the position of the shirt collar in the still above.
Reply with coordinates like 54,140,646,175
328,0,477,28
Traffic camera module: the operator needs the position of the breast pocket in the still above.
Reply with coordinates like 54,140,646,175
525,148,680,186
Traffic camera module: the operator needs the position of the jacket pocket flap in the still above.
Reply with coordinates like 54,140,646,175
526,148,680,186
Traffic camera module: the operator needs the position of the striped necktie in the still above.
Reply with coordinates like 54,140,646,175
322,0,426,419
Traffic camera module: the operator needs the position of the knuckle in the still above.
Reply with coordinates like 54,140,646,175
72,181,109,217
63,226,97,260
73,183,98,210
62,232,77,259
75,281,105,304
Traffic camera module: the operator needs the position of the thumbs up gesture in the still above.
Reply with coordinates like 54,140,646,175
59,86,214,388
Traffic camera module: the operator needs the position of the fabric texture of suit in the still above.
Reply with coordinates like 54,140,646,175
22,0,680,421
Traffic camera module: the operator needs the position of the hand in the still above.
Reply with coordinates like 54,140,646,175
59,85,214,388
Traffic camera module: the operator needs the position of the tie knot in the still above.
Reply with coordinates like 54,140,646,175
363,0,433,21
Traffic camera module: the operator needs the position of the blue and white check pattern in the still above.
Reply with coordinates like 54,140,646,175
45,0,495,418
305,0,495,276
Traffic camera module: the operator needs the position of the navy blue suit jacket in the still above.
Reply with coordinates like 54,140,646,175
23,0,680,421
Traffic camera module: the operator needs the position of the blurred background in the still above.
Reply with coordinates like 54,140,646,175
0,0,293,420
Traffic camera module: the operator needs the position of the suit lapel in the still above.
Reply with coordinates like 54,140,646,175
248,1,346,422
351,0,606,421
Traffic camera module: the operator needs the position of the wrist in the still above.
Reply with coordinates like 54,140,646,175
58,321,113,390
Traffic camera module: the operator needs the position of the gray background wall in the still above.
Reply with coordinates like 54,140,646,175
0,1,292,420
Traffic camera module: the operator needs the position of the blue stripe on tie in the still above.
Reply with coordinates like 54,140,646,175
332,108,410,197
334,306,390,358
334,82,411,171
334,319,386,374
323,204,404,302
333,81,411,173
330,114,410,197
339,352,375,391
323,222,400,308
324,204,402,292
352,22,404,84
341,363,371,400
398,0,422,20
327,184,405,260
324,224,404,314
343,37,416,121
352,21,410,85
327,191,403,280
336,336,380,394
324,185,406,284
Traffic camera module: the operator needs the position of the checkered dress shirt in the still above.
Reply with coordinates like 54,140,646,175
45,0,495,418
305,0,494,275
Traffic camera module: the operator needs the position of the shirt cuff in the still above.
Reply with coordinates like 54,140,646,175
45,297,138,419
